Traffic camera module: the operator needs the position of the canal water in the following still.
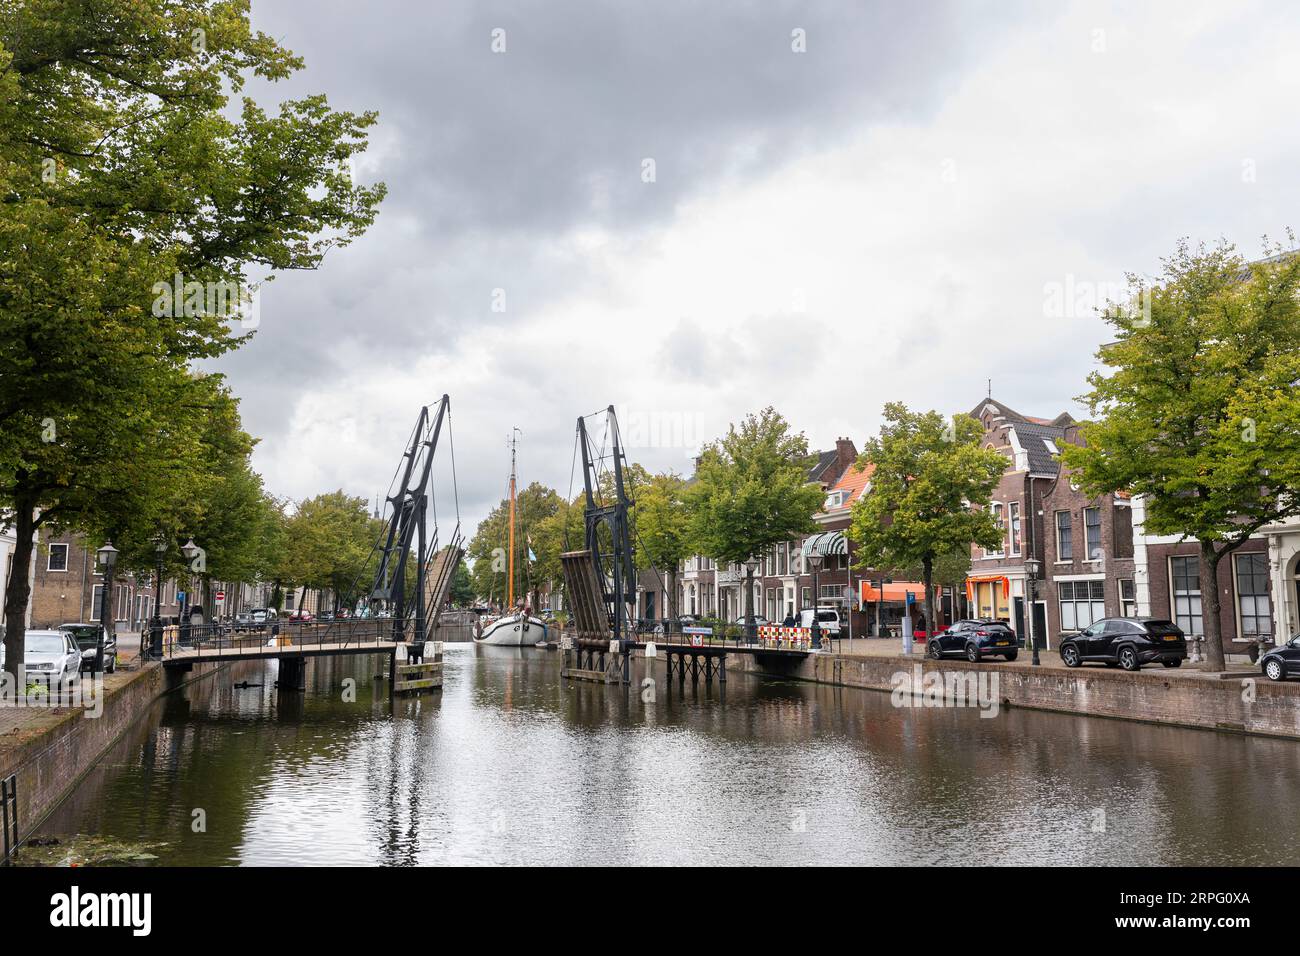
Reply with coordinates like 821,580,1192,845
30,645,1300,865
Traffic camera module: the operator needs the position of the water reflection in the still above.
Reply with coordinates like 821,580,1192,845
30,645,1300,865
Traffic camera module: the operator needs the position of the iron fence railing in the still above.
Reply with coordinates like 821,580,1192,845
151,618,396,660
2,773,17,865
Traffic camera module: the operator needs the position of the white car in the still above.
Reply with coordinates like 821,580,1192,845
798,607,843,636
1,629,83,689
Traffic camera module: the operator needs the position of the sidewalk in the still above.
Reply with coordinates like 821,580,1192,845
824,636,1262,679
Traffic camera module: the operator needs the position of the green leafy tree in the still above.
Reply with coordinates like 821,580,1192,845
0,0,384,681
850,403,1005,643
466,482,561,609
281,491,382,613
636,472,690,620
449,560,475,607
686,408,825,629
1062,239,1300,670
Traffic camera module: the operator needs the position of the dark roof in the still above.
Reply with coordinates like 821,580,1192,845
806,449,840,483
1014,421,1068,475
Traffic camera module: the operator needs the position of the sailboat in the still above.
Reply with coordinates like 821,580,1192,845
475,431,547,646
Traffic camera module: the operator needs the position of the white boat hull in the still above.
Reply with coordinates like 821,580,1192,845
474,614,548,646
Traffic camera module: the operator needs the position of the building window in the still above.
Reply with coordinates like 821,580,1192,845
1084,507,1102,560
1170,555,1203,638
1058,579,1105,631
1009,501,1022,556
986,503,1005,557
47,543,69,572
819,584,840,601
766,588,778,621
801,586,811,608
1055,511,1072,561
1119,578,1137,617
1234,553,1272,638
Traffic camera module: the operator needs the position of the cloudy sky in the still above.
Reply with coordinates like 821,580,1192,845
220,0,1300,539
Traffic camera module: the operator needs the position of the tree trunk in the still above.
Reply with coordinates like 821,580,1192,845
667,568,679,621
922,555,935,646
2,500,37,689
1200,540,1227,671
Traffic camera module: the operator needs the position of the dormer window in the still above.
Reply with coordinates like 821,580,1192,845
825,490,845,509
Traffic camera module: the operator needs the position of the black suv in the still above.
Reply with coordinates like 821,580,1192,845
1260,634,1300,681
1059,617,1186,671
60,622,117,674
927,619,1022,662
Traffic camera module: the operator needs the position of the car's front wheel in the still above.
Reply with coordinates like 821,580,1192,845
1062,644,1081,667
928,641,943,660
965,643,981,663
1265,658,1286,682
1118,646,1140,671
1004,651,1018,661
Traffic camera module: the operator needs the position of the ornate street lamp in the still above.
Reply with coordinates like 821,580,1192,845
94,542,118,674
807,551,824,650
1024,557,1042,666
179,538,199,642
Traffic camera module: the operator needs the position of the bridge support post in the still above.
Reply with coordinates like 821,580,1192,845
278,657,306,692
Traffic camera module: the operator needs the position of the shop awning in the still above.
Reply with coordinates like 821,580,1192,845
859,580,935,603
965,575,1010,602
801,531,847,558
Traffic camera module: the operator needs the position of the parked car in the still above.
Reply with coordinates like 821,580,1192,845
59,622,116,673
233,611,255,632
249,607,277,626
1260,634,1300,681
317,610,335,622
927,619,1022,662
798,606,842,635
0,630,83,688
733,615,771,627
286,609,314,622
1059,617,1186,671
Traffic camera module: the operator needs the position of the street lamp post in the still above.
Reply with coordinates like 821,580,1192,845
1025,557,1042,666
807,552,824,650
180,538,198,645
150,536,167,660
94,542,118,674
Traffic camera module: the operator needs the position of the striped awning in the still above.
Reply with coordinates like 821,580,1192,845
801,531,847,558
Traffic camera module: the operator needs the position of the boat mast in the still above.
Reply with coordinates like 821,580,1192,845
507,430,517,611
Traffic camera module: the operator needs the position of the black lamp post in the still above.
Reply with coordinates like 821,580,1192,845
179,538,198,644
1025,557,1042,666
94,542,118,674
807,551,824,650
150,535,167,660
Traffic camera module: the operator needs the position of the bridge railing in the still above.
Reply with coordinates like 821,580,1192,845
629,618,817,651
154,618,394,659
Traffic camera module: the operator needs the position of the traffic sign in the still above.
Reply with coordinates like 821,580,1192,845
215,590,226,602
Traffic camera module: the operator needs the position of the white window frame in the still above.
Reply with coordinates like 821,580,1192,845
1232,552,1272,640
1084,507,1103,561
985,503,1006,557
47,542,69,572
1009,501,1022,557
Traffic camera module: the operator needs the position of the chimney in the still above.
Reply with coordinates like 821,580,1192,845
835,437,857,472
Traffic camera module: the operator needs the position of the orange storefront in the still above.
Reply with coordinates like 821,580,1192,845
966,575,1011,621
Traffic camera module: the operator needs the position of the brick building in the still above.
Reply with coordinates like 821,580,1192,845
0,522,35,634
29,531,176,631
1039,423,1136,647
1132,500,1274,659
966,398,1075,649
